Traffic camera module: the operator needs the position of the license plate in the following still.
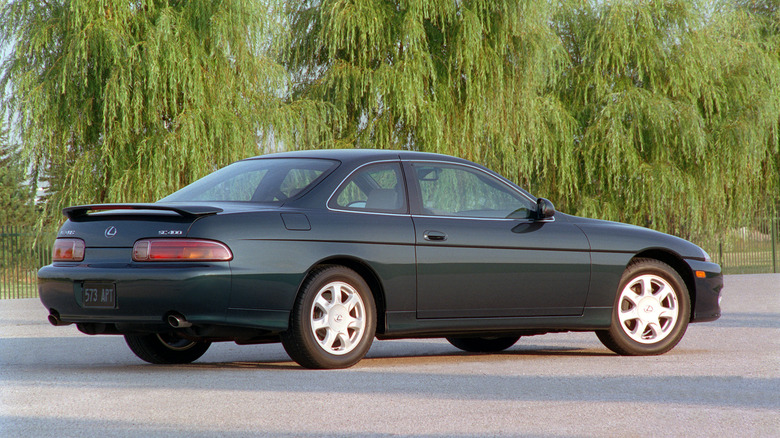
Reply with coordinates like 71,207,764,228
82,282,116,308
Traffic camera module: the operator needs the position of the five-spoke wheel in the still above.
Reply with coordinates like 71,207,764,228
282,266,376,369
597,258,690,355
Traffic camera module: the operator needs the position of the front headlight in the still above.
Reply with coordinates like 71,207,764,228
701,247,712,263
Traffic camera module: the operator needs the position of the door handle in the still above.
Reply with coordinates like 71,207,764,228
423,230,447,241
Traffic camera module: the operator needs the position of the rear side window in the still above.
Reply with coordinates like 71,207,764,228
330,162,407,213
187,169,269,201
160,158,338,203
280,168,327,199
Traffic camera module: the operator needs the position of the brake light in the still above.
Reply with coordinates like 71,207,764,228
132,239,233,261
53,238,86,262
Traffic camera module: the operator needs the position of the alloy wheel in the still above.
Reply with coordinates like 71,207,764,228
309,281,367,355
617,274,679,344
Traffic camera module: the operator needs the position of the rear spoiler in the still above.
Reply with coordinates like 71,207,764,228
63,204,224,219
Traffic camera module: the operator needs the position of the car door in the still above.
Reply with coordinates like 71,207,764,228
406,161,591,319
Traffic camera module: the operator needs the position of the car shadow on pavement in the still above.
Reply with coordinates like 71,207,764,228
177,342,615,370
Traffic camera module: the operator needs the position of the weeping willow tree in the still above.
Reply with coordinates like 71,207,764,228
733,0,780,214
555,0,780,237
2,0,777,238
0,118,35,226
285,0,580,205
288,0,779,239
0,0,328,225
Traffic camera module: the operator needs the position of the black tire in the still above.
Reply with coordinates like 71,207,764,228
281,266,376,369
596,258,691,356
124,333,211,364
446,336,520,353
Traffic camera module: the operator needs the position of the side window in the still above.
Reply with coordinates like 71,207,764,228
192,170,269,201
280,168,325,199
331,163,407,213
412,163,535,218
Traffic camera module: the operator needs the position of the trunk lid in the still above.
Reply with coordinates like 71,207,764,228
58,203,222,248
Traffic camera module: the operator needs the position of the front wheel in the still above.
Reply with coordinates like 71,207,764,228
124,333,211,364
596,258,690,356
281,266,376,369
446,336,520,353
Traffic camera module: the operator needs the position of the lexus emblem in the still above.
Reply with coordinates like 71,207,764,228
104,226,118,238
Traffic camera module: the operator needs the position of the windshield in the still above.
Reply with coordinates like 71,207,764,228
160,158,339,203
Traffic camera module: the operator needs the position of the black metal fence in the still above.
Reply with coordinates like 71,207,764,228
0,226,54,299
0,219,777,299
700,218,779,275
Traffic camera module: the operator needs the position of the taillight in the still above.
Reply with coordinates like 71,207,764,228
52,238,86,262
132,239,233,261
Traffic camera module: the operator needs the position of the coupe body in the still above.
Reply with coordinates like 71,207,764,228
38,149,722,368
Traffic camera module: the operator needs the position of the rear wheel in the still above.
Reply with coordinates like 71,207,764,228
446,336,520,353
124,333,211,364
596,258,690,355
281,266,376,369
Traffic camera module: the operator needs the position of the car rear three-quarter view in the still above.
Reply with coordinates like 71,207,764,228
38,149,723,369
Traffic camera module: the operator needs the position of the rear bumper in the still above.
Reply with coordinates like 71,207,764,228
686,259,723,323
38,262,233,328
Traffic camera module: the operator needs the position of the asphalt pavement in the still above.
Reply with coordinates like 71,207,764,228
1,274,778,437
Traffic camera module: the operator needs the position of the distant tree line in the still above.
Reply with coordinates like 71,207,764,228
1,0,778,240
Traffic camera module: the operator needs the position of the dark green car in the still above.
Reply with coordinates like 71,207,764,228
39,149,722,369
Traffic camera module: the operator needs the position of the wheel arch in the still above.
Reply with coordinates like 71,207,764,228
630,249,696,318
303,256,387,335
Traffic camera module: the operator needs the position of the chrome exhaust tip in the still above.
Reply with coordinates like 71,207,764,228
167,313,192,328
47,311,71,326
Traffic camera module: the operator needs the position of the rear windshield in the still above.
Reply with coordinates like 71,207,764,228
160,158,338,203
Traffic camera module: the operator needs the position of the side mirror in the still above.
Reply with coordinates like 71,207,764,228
536,198,556,219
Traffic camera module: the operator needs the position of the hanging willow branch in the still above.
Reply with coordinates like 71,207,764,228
1,0,777,240
287,0,780,239
0,0,332,225
557,0,779,237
